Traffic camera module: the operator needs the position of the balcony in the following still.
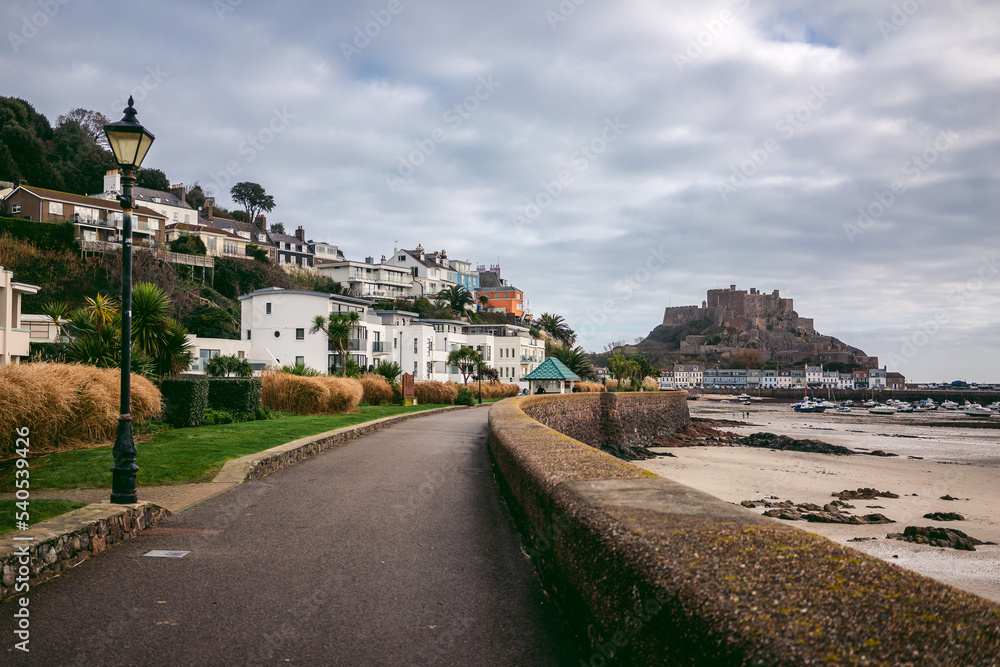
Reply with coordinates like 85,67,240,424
372,341,391,354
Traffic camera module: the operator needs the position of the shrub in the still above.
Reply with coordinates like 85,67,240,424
455,386,476,406
262,372,329,415
414,381,458,405
478,382,520,400
318,376,363,413
0,217,77,251
261,372,362,415
254,406,272,421
575,381,606,392
641,376,660,391
202,409,234,426
160,376,209,427
207,377,262,415
0,362,161,455
358,373,393,406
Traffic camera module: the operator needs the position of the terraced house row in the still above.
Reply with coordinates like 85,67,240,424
662,364,896,390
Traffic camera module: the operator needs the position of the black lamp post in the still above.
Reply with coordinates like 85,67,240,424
477,349,483,405
104,96,155,504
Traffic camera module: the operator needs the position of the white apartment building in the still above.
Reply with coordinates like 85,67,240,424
0,266,39,363
382,245,459,297
315,259,415,300
464,323,544,385
659,370,675,390
868,368,888,389
238,288,544,388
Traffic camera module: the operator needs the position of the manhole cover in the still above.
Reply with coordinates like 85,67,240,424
144,528,220,537
143,550,190,558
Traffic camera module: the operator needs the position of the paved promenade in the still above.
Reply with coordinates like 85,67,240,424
2,408,579,665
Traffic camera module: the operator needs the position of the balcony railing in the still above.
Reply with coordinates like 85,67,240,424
372,341,391,354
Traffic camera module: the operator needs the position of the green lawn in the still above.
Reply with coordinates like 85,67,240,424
0,404,450,492
0,499,89,535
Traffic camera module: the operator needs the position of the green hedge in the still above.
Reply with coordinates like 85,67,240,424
0,216,77,251
206,377,261,416
160,377,209,428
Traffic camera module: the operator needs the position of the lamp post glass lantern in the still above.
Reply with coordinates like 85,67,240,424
104,96,155,504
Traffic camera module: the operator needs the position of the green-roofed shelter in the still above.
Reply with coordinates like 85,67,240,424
522,357,581,394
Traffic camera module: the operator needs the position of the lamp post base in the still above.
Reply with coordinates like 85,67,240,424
110,416,138,504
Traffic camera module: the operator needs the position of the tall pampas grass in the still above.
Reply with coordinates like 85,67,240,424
473,382,521,399
261,371,363,415
0,362,161,456
358,373,393,406
574,381,606,392
414,381,458,405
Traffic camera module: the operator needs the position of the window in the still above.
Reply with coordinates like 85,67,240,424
413,338,418,353
173,212,178,221
414,361,418,375
274,331,280,338
205,236,217,251
296,328,304,340
11,204,21,214
247,329,252,340
48,201,64,216
295,356,304,366
266,302,272,314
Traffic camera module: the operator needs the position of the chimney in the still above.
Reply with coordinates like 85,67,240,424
202,201,213,223
170,183,186,203
365,256,374,264
730,284,737,290
255,215,267,231
103,170,121,195
295,225,306,242
381,255,386,263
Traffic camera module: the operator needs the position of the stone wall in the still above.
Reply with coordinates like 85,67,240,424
521,392,690,460
0,502,170,600
487,395,1000,665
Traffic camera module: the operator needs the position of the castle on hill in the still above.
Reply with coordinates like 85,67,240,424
659,284,876,367
663,284,813,334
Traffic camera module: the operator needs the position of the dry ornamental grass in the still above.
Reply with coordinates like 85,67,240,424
0,362,161,457
358,373,393,406
574,381,606,392
261,371,363,415
414,381,458,405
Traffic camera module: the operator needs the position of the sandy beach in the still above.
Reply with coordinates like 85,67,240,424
636,397,1000,604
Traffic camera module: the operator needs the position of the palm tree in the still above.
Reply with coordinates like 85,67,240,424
549,345,594,380
207,354,253,378
81,293,119,333
131,282,171,359
477,294,490,311
447,346,480,384
40,301,71,341
311,310,361,376
437,285,475,317
373,360,402,385
538,313,576,346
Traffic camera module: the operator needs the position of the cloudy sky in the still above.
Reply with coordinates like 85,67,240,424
4,0,999,382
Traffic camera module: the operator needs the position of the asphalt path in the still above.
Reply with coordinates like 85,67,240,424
2,407,581,665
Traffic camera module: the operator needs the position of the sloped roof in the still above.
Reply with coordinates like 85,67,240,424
16,185,166,219
523,358,581,381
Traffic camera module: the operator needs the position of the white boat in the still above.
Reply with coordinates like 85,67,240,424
964,405,993,418
941,401,959,410
737,394,751,401
793,400,826,413
836,406,851,413
863,400,877,408
869,404,897,415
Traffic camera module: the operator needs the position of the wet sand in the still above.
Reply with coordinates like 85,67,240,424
636,398,1000,604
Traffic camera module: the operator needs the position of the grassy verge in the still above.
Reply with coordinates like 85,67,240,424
0,404,450,492
0,499,89,535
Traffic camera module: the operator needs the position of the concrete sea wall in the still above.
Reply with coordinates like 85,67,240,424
487,393,1000,665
